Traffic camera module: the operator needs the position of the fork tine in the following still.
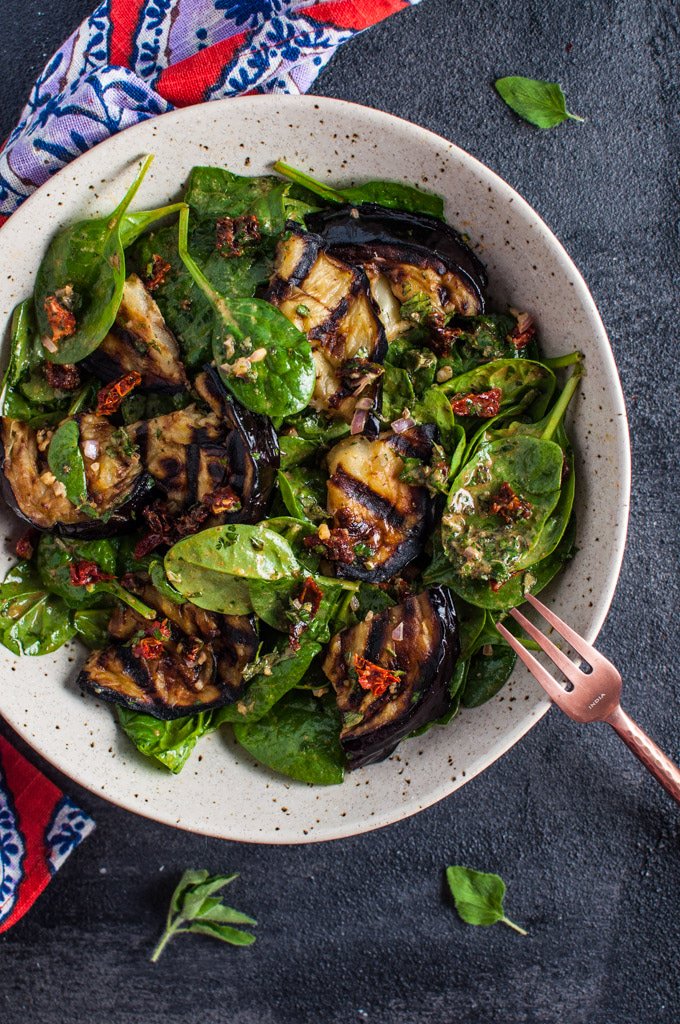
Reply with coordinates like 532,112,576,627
524,593,604,666
495,621,571,707
508,605,585,688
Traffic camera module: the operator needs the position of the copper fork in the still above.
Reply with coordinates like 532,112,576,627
496,593,680,804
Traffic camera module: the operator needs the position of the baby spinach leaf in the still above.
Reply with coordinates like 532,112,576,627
460,643,517,708
446,865,527,934
438,514,576,611
495,76,583,130
151,870,256,962
36,534,117,609
165,523,302,614
0,562,75,656
273,161,445,219
439,314,528,375
132,220,270,367
216,641,321,724
118,202,187,249
278,434,318,469
177,207,315,417
117,706,216,774
47,419,90,511
277,466,327,524
35,155,153,364
381,363,416,422
441,358,556,424
232,690,345,785
384,334,438,395
185,166,298,235
442,434,564,583
73,609,110,649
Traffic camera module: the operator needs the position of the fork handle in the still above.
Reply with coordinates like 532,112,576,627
606,706,680,804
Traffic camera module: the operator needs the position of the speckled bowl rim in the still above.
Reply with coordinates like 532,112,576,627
0,95,630,843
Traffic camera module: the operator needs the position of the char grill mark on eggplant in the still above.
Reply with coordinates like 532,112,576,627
0,414,150,536
325,424,436,582
128,406,229,513
266,229,387,428
194,369,279,524
305,203,486,335
85,275,188,392
322,586,459,768
78,575,258,719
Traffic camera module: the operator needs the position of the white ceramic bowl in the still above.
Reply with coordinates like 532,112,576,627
0,96,630,843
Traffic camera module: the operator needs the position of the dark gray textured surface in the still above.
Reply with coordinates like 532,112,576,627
0,2,678,1022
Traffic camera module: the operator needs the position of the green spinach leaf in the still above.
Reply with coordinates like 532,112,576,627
117,706,216,774
273,161,445,219
36,534,117,609
47,419,90,510
165,523,302,614
233,690,345,785
216,641,321,724
0,562,75,656
35,155,153,364
177,207,314,417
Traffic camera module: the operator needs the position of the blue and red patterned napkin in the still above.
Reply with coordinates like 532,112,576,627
0,0,423,931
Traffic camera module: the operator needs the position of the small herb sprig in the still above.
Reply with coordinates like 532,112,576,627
446,865,527,935
150,870,257,962
495,76,583,129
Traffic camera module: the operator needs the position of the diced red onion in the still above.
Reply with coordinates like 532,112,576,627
83,440,99,460
350,396,375,435
390,416,415,434
392,622,404,641
43,337,58,354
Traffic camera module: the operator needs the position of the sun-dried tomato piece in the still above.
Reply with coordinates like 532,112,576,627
96,371,143,416
44,293,77,346
69,560,115,587
216,214,261,257
354,655,400,698
208,485,241,515
15,529,38,560
509,312,536,350
144,253,172,292
133,499,213,558
450,387,502,418
45,361,81,391
132,637,165,660
488,482,532,523
183,637,206,664
145,618,171,642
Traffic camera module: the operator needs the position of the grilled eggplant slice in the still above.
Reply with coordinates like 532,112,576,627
306,204,486,339
78,575,258,719
128,405,230,513
325,424,436,582
0,414,151,536
85,275,188,392
322,585,459,768
266,229,387,431
194,368,279,523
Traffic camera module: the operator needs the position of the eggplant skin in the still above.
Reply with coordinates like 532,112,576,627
78,576,258,719
322,586,459,768
84,275,188,393
306,203,487,299
266,229,387,426
0,414,151,537
325,425,436,583
195,368,279,523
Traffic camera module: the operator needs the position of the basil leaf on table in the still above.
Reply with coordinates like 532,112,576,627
495,76,584,130
34,155,153,364
233,690,345,785
151,870,256,962
273,160,445,219
164,523,302,614
177,207,315,417
446,865,527,934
